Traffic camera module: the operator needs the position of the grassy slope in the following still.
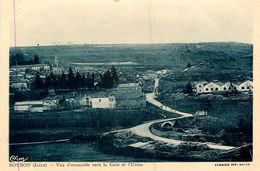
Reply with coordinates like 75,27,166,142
10,42,252,72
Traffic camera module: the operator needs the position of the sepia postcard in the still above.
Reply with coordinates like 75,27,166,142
0,0,260,170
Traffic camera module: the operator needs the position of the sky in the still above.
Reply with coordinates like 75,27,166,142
10,0,253,47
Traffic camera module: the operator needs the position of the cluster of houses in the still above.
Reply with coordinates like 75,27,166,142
10,64,52,91
14,82,146,113
9,56,66,92
193,80,253,94
141,69,170,80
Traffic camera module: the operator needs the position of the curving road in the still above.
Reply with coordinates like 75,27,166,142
105,72,236,150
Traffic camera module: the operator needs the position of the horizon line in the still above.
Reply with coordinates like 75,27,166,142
10,41,253,48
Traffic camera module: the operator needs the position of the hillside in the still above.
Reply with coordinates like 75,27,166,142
10,42,253,73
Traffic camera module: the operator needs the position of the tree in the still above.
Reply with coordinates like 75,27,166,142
33,73,44,89
111,66,119,86
186,62,192,68
75,71,82,88
58,72,67,89
49,72,57,88
183,82,193,95
198,99,212,111
58,95,67,106
90,73,95,89
81,73,86,88
67,68,75,89
33,55,40,64
102,70,114,88
86,73,94,89
10,49,25,66
45,74,51,88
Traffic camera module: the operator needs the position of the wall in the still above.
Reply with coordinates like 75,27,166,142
91,98,110,108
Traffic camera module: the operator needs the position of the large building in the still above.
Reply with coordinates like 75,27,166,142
78,82,145,109
193,80,253,94
14,100,57,113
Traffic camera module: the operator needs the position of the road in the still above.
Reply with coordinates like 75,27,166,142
106,72,235,150
145,78,193,117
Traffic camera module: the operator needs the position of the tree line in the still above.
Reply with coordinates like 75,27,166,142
10,49,40,66
32,66,119,90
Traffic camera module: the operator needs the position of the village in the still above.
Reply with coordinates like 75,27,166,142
9,45,253,162
9,53,253,114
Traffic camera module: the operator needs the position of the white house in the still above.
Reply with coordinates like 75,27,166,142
142,70,157,80
11,64,50,72
194,81,208,93
78,95,91,107
78,93,116,109
91,95,116,109
156,69,170,76
14,99,58,112
199,82,221,93
14,101,44,112
236,80,253,92
220,82,231,91
194,80,253,94
31,64,50,72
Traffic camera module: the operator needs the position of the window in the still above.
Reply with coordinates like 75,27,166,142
206,88,208,91
247,87,250,89
211,88,213,91
99,99,101,102
216,88,218,91
223,87,226,90
242,87,244,89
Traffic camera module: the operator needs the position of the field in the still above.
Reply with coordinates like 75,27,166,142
10,42,252,74
10,109,160,143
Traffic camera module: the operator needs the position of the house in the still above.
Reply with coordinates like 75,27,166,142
11,64,51,72
194,81,208,94
78,82,145,109
78,95,91,107
193,80,253,94
118,83,141,89
14,99,58,112
77,92,116,109
91,95,116,109
156,69,170,76
10,82,29,91
31,64,50,72
51,66,64,75
14,101,44,112
220,82,231,91
113,82,145,109
142,70,157,80
236,80,253,92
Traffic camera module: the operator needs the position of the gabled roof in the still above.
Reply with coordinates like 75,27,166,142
196,81,208,85
204,82,221,87
211,81,224,86
236,80,253,86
